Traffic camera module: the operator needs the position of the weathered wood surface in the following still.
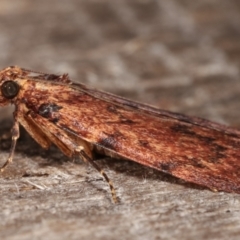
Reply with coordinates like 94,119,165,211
1,1,240,239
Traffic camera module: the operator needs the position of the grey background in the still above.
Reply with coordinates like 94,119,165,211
0,1,240,239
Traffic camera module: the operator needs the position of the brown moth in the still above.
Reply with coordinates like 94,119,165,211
0,66,240,202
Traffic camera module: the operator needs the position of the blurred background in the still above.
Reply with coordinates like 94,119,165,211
1,1,240,239
0,0,240,126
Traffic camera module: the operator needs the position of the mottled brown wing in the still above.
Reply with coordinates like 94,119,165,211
72,83,240,135
23,80,240,194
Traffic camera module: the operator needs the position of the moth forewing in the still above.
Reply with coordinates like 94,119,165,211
0,66,240,203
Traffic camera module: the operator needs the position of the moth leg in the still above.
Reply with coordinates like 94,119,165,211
0,120,19,172
76,147,117,203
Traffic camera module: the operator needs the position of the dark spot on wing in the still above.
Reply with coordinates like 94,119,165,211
171,124,215,143
97,131,125,151
98,136,118,151
209,144,227,163
38,103,62,123
38,103,62,118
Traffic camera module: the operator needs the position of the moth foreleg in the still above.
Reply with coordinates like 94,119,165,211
76,147,117,203
0,120,20,172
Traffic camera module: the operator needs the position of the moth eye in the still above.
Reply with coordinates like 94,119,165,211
1,81,20,99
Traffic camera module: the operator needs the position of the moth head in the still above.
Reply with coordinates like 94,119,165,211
0,66,22,105
0,80,20,105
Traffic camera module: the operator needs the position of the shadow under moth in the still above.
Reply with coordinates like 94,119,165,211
0,66,240,202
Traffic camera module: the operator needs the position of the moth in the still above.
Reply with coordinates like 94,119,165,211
0,66,240,202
